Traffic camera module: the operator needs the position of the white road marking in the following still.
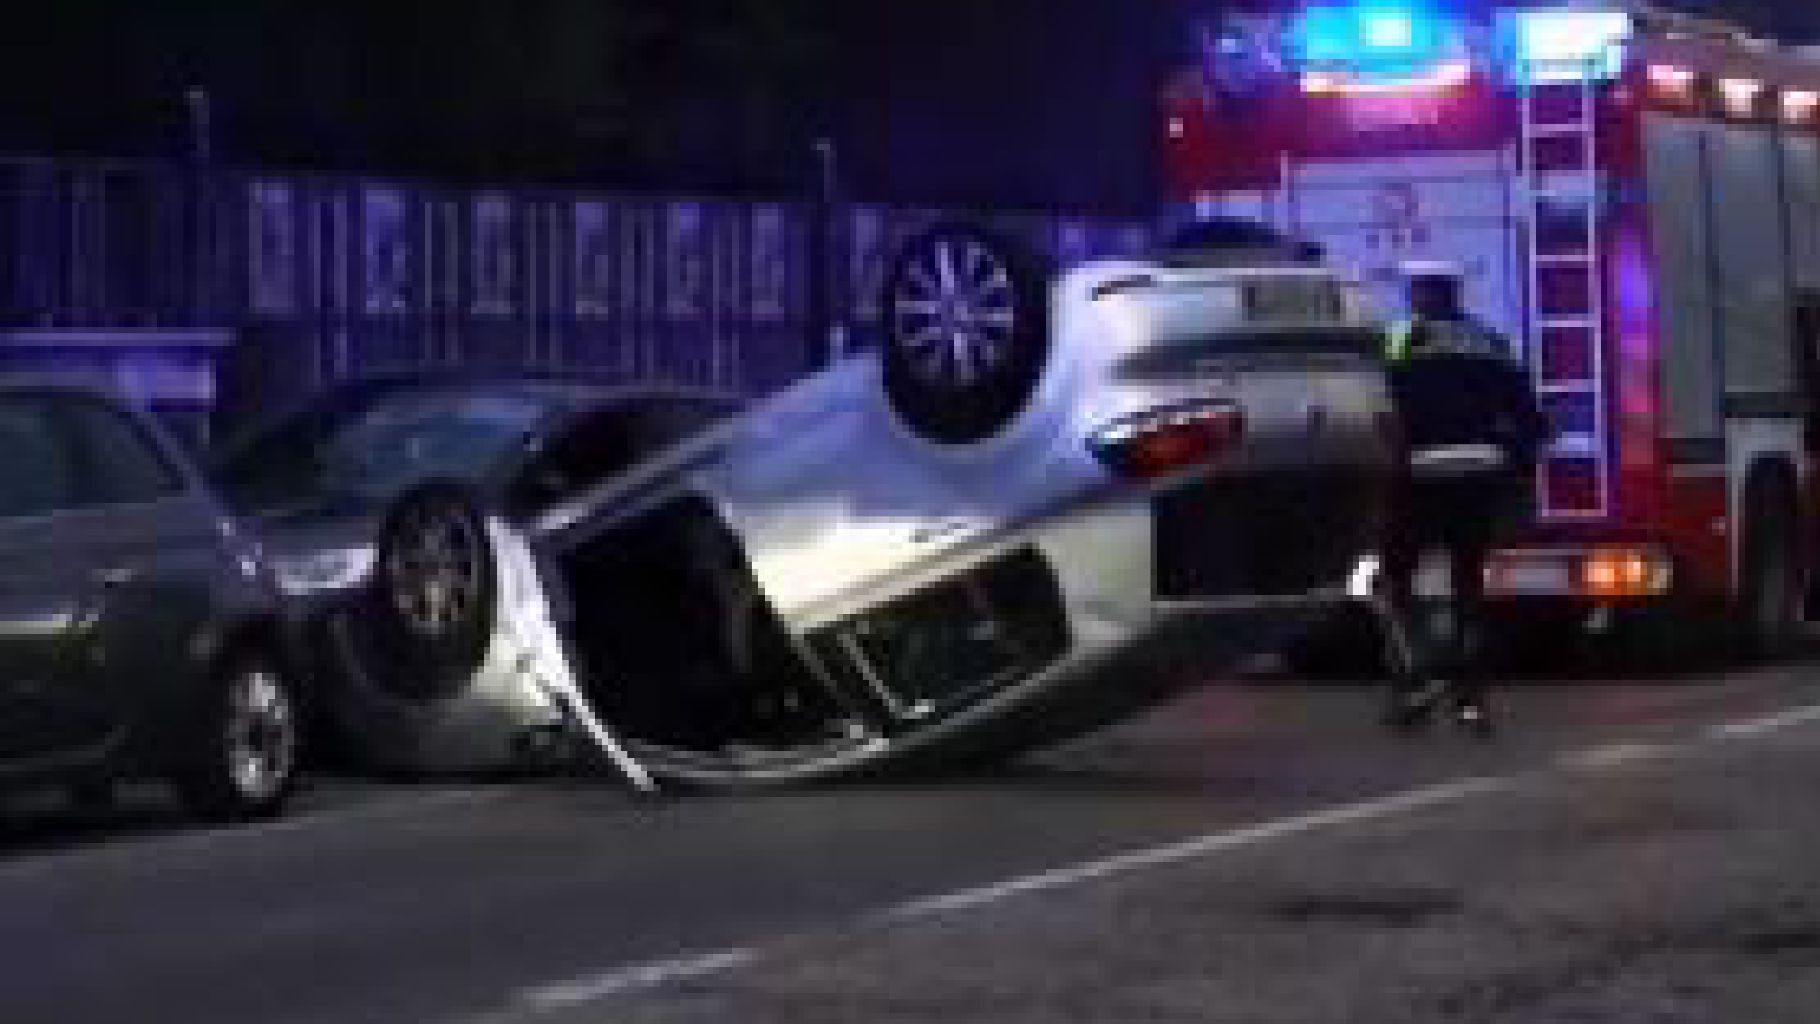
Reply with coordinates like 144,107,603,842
880,776,1509,921
505,698,1820,1015
1559,741,1677,771
521,951,759,1009
513,776,1510,1014
1708,703,1820,740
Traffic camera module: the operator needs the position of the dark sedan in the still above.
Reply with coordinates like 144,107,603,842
0,378,306,821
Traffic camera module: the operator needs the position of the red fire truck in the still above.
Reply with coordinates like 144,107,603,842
1163,2,1820,661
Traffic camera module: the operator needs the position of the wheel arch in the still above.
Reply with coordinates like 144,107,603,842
204,613,301,681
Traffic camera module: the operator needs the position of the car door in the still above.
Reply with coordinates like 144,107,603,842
46,393,236,746
0,394,109,765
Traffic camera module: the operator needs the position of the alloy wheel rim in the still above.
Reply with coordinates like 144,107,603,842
225,669,297,801
388,503,484,636
891,235,1017,388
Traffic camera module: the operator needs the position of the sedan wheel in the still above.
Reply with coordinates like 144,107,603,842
171,658,303,822
361,480,502,700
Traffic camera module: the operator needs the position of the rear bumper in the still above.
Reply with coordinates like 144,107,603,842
1342,540,1678,602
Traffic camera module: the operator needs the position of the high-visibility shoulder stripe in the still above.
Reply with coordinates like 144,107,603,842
1384,321,1415,362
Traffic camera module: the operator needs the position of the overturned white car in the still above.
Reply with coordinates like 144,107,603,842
217,222,1398,790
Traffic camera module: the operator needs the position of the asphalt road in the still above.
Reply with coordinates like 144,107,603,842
4,654,1820,1024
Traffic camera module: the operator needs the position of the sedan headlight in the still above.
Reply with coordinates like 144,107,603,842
273,546,376,595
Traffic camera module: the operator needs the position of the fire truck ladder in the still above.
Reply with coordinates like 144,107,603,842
1519,54,1609,520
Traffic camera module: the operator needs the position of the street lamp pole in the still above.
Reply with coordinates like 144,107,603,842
184,86,216,328
185,86,215,167
811,136,847,369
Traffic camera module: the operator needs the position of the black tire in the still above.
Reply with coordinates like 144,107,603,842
359,480,502,701
1734,474,1803,662
169,655,304,823
879,222,1054,445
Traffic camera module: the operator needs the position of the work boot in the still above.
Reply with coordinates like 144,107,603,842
1451,693,1495,739
1383,679,1449,736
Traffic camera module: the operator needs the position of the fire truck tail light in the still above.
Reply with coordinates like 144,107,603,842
1485,546,1672,599
1784,90,1819,122
1579,546,1673,598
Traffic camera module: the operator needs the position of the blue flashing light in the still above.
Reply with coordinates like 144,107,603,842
1296,8,1361,65
1510,10,1632,78
1361,9,1415,50
1292,5,1448,74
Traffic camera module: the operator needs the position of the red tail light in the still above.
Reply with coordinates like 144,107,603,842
1088,400,1245,480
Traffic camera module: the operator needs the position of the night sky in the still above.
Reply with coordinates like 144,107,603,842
0,1,1810,214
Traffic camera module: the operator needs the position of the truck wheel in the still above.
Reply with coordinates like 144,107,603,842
880,222,1053,445
1736,477,1803,661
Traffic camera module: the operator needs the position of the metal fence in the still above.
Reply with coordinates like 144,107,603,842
0,156,1152,412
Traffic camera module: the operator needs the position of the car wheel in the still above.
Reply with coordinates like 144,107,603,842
364,480,502,700
880,222,1053,445
170,656,303,822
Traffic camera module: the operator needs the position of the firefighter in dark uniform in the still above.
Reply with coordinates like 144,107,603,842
1379,262,1549,736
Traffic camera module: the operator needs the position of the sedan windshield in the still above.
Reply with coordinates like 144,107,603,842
311,391,548,500
220,384,566,510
